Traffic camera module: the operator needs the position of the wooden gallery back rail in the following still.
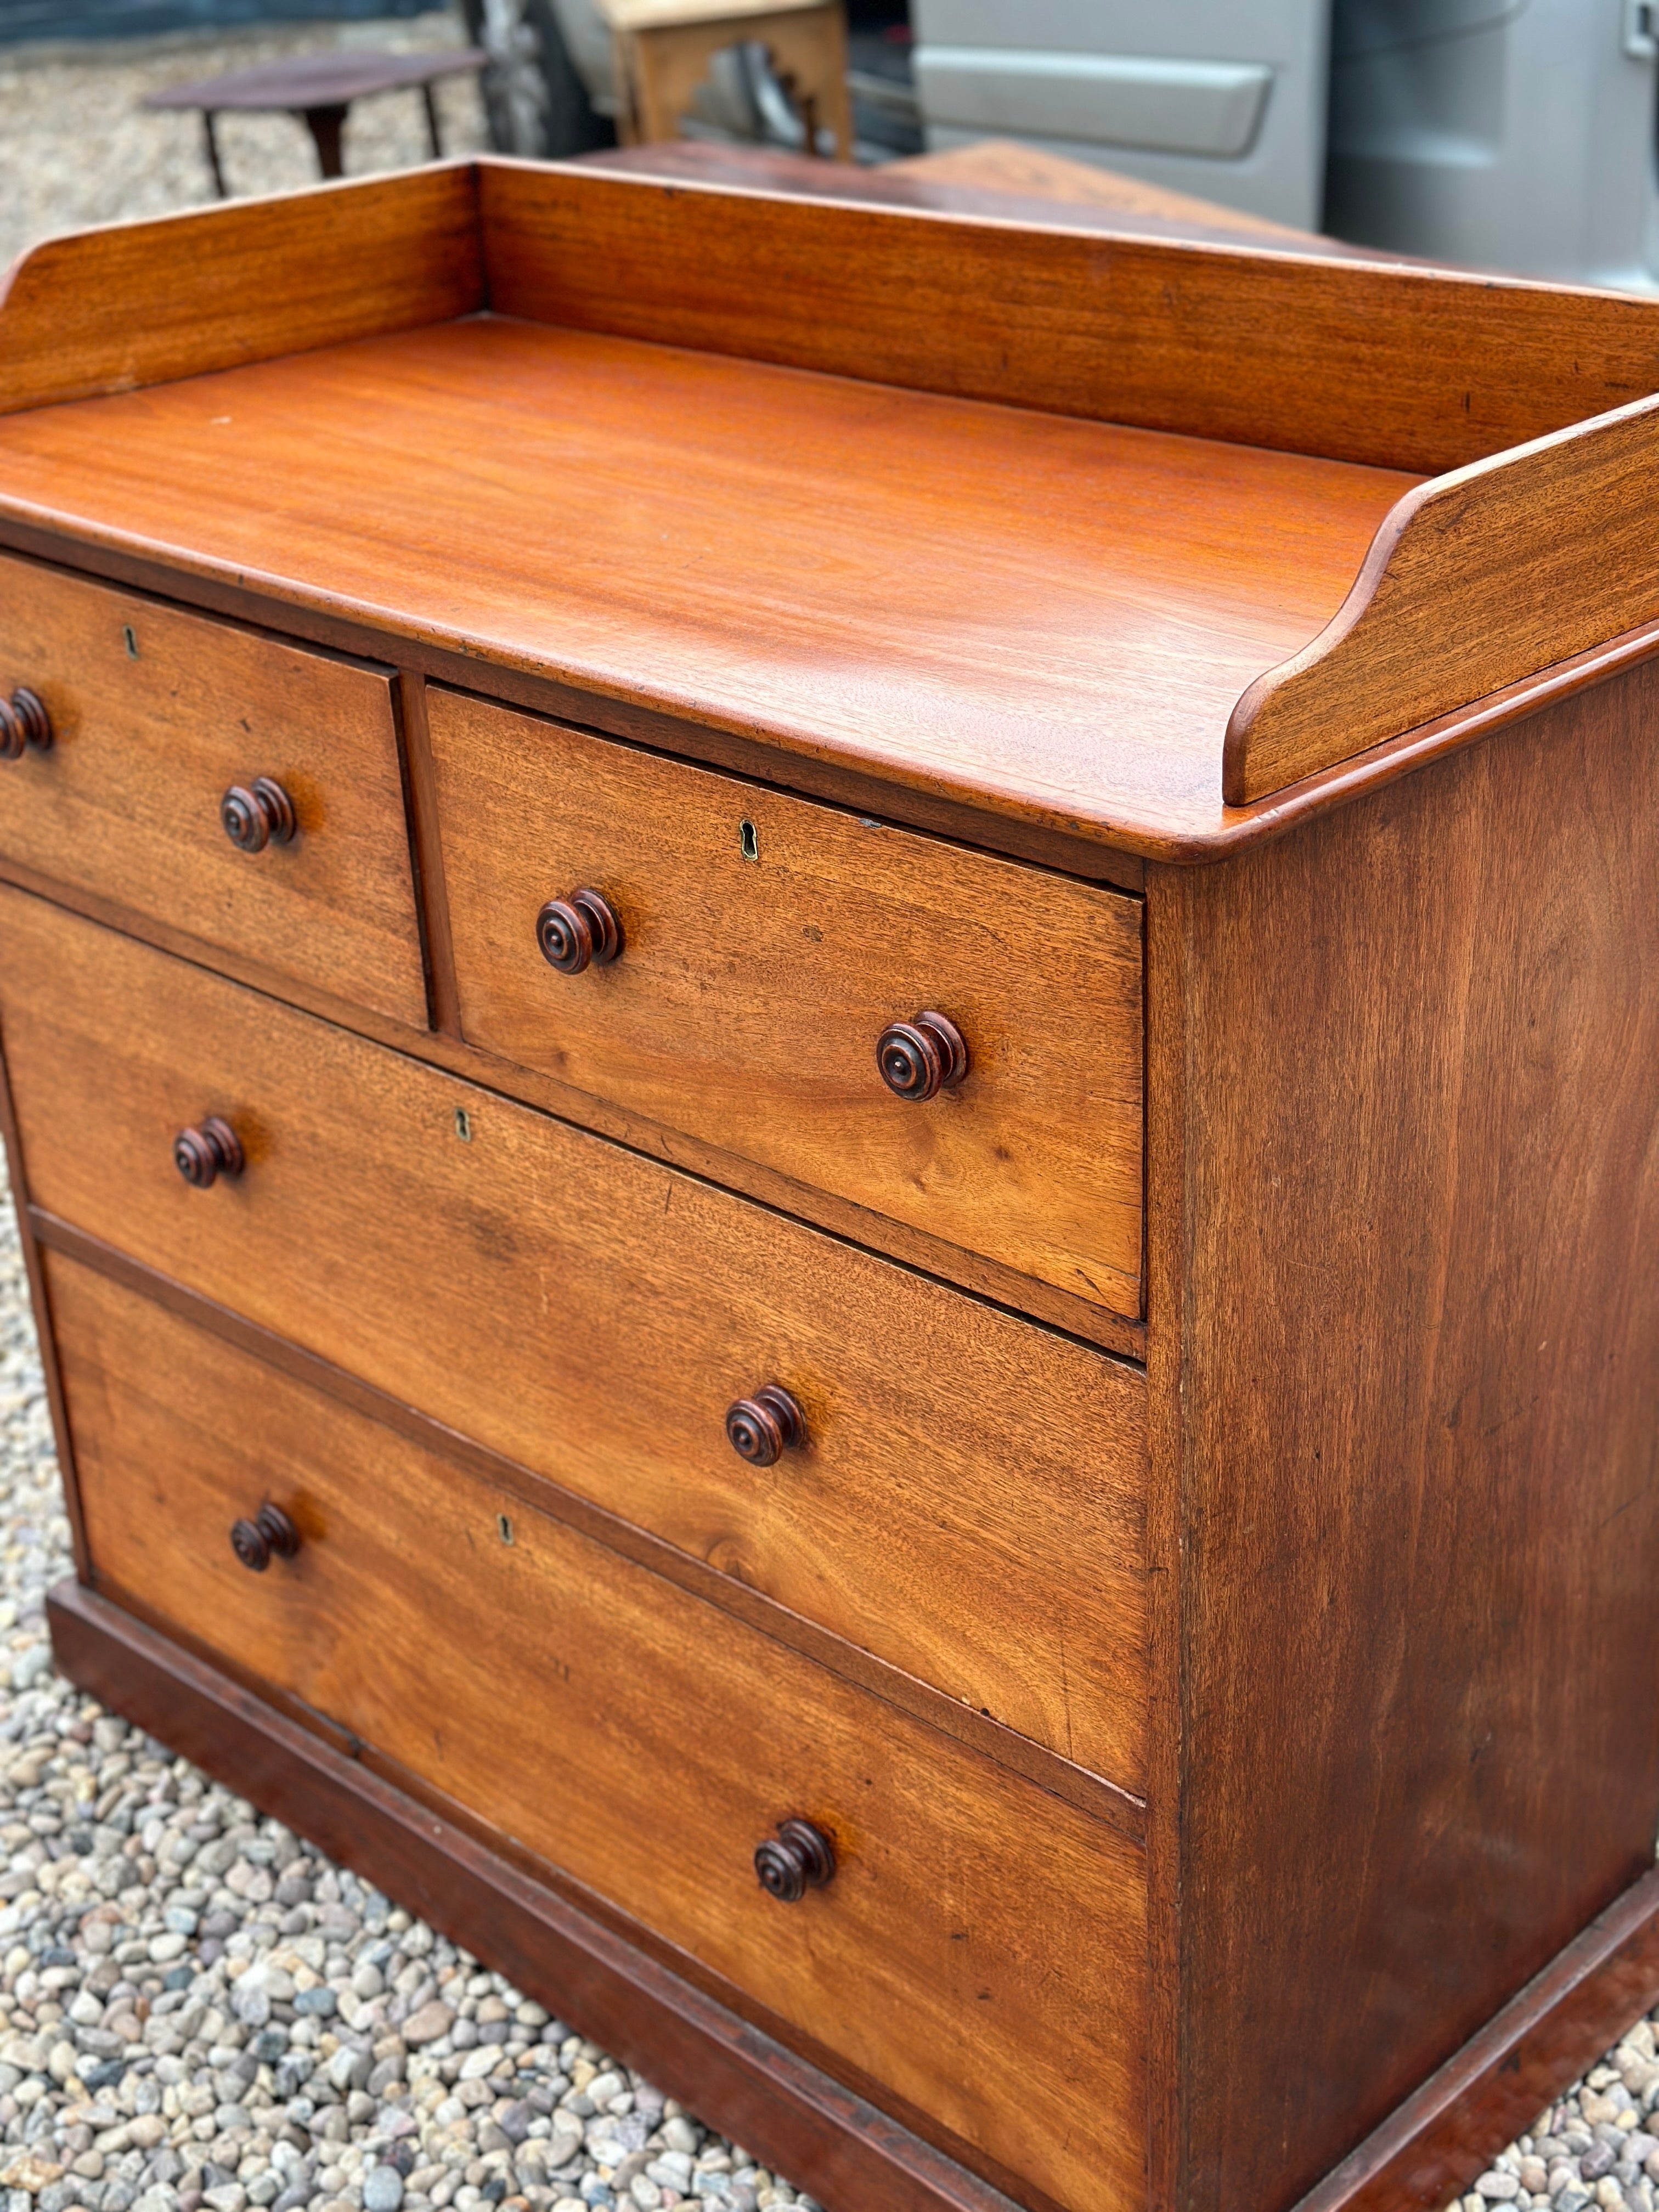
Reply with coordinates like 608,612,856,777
0,157,1655,2212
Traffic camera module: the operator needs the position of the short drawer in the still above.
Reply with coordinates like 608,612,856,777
428,689,1144,1319
0,554,426,1025
53,1256,1146,2212
0,888,1148,1788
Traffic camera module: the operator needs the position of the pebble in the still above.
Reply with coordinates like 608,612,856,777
0,1144,803,2200
400,2005,453,2050
1453,2045,1659,2212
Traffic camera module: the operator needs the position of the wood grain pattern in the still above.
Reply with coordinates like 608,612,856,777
3,167,1658,833
29,1212,1143,1835
10,156,1659,2212
480,161,1659,475
0,318,1413,856
10,509,1659,891
1294,1864,1659,2212
0,166,481,416
0,887,1148,1787
1163,658,1659,2211
0,554,427,1026
53,1258,1147,2212
431,687,1143,1316
1141,763,1189,2212
0,518,1150,892
5,157,1654,474
0,817,1145,1359
1226,392,1659,803
46,1578,1036,2212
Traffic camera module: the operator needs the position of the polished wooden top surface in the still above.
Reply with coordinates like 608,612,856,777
0,314,1415,852
4,157,1657,851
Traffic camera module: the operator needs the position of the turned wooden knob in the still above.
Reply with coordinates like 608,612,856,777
725,1385,805,1466
876,1011,969,1102
221,777,297,853
754,1818,836,1903
173,1116,244,1189
536,888,623,974
0,689,52,760
230,1503,301,1573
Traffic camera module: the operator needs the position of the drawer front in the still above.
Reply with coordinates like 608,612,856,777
428,689,1144,1319
0,554,426,1025
53,1257,1147,2212
0,888,1148,1788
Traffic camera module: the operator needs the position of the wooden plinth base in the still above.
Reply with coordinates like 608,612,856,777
1293,1855,1659,2212
44,1580,1659,2212
45,1581,1022,2212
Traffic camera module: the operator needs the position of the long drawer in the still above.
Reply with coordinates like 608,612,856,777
0,887,1148,1788
50,1255,1146,2212
0,554,427,1026
428,687,1145,1319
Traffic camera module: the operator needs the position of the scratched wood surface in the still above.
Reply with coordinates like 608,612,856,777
53,1255,1148,2212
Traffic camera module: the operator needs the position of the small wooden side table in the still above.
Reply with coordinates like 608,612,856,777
602,0,850,159
144,47,486,198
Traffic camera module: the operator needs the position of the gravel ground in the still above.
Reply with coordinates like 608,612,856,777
0,18,1651,2212
0,13,490,275
0,1174,816,2212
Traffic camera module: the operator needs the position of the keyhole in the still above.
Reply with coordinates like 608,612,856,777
497,1514,514,1545
122,626,138,659
454,1108,472,1142
739,819,759,862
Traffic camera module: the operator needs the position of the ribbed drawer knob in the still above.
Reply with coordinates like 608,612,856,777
754,1818,836,1903
876,1011,969,1102
536,888,624,974
221,777,297,853
230,1503,301,1573
0,688,53,760
173,1116,245,1189
725,1385,805,1466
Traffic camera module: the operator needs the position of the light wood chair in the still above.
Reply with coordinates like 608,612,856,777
602,0,851,159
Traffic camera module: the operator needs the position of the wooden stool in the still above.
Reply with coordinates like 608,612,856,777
603,0,851,159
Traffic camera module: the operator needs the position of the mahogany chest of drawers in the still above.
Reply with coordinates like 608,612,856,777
2,159,1659,2212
